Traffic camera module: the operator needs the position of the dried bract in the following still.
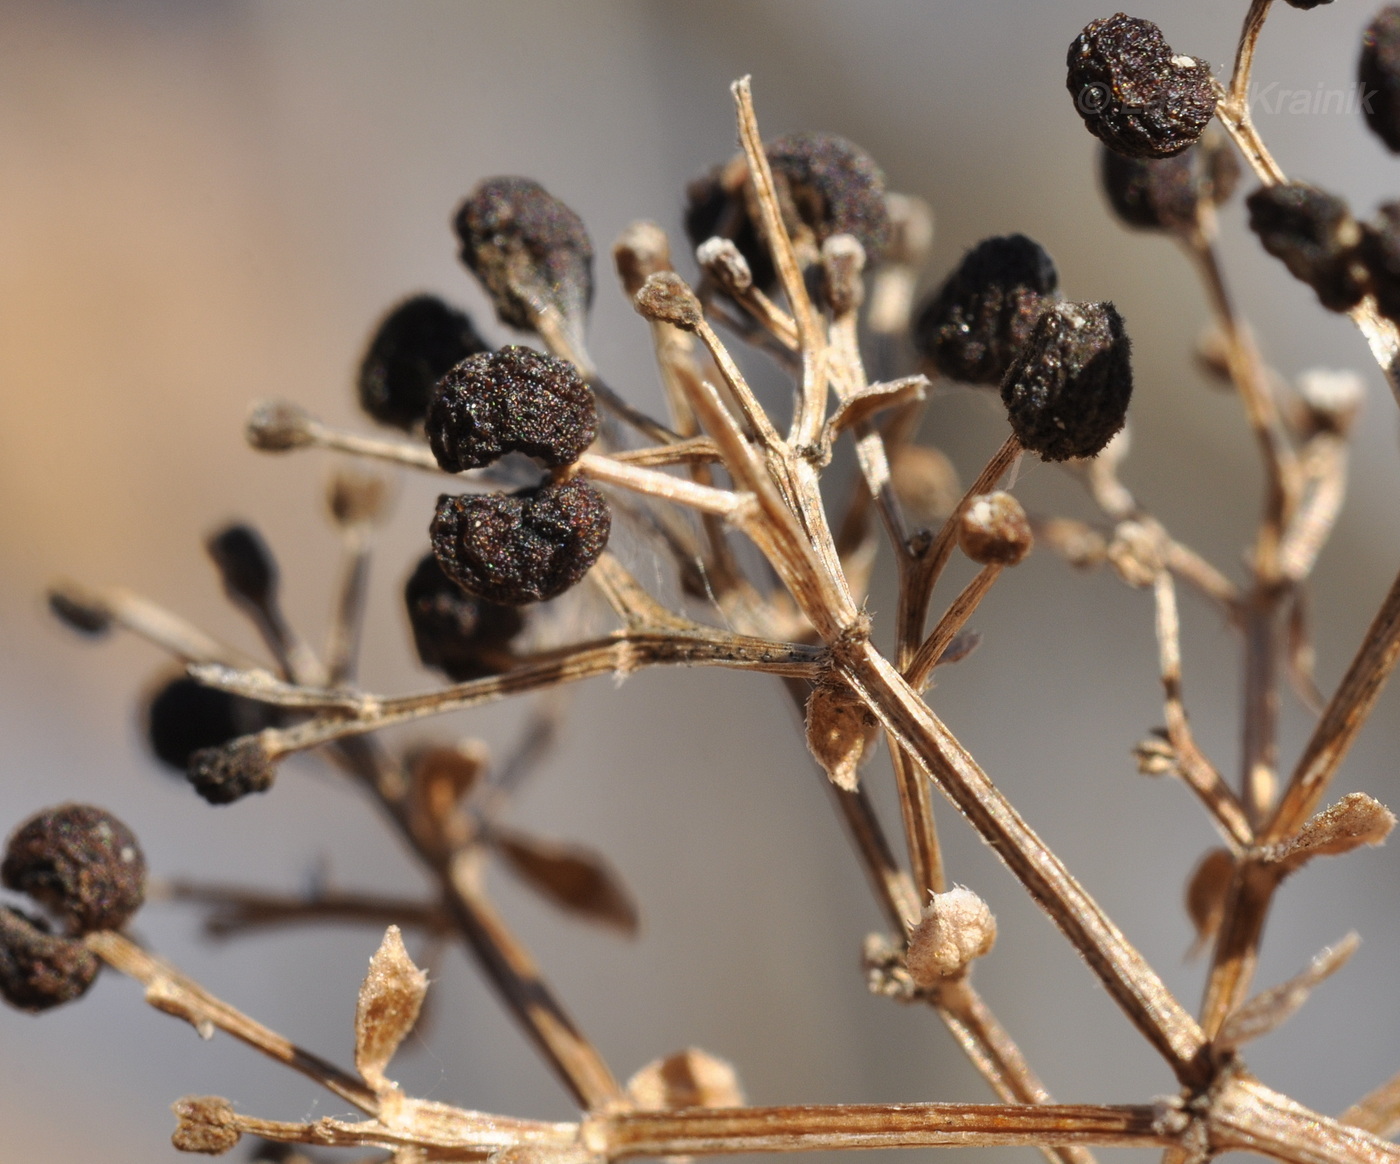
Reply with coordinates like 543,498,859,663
426,346,597,471
1067,15,1216,159
805,681,879,792
1185,848,1235,949
1246,183,1365,312
0,907,100,1011
3,804,146,934
358,294,489,431
404,551,524,681
957,492,1033,567
905,887,997,985
1360,7,1400,152
1001,300,1133,462
493,831,640,935
430,479,611,605
913,235,1058,386
454,177,594,334
355,925,428,1094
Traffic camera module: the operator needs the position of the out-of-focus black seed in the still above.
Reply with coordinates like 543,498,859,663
685,169,775,289
430,479,611,606
913,235,1059,386
1067,14,1217,159
1246,183,1366,312
206,523,277,612
454,177,594,332
0,908,99,1012
426,346,597,471
188,737,276,806
2,804,146,934
1098,132,1237,233
1283,0,1332,7
1361,202,1400,322
1001,301,1133,462
47,589,112,637
404,551,524,681
357,295,489,430
1361,8,1400,152
146,675,280,773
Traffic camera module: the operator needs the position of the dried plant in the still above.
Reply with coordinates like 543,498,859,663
15,4,1400,1164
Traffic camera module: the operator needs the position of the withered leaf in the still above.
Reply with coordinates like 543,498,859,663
355,925,429,1094
493,829,639,936
1218,933,1359,1051
1265,792,1396,871
626,1047,745,1110
821,376,927,449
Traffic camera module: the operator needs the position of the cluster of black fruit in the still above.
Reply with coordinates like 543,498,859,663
0,805,146,1012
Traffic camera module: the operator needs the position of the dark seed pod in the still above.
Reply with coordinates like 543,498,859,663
684,132,890,289
206,523,277,613
146,675,280,773
431,479,611,605
1361,8,1400,152
1283,0,1332,6
2,804,146,934
47,588,112,637
1001,301,1133,462
1099,132,1238,233
454,177,594,333
1067,14,1217,159
1246,183,1366,312
0,908,100,1012
426,346,597,471
1361,202,1400,322
357,294,489,430
188,737,277,806
404,551,524,681
913,235,1058,386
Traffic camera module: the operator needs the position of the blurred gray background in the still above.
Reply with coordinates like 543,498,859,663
2,2,1400,1161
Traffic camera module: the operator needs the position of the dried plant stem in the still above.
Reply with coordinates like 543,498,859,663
1341,1074,1400,1141
52,582,260,667
907,565,1001,693
156,879,450,939
85,929,382,1115
1216,0,1286,187
326,523,372,684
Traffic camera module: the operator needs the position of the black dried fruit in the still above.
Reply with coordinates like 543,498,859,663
0,908,99,1012
454,177,594,333
1246,183,1365,312
2,804,146,934
206,523,277,613
47,588,111,637
1361,203,1400,322
146,675,280,773
426,346,597,471
1001,301,1133,462
358,294,489,430
913,235,1058,386
684,131,890,289
404,551,524,681
1283,0,1332,7
431,479,611,605
188,737,277,805
1361,8,1400,152
1067,14,1217,159
1099,132,1238,232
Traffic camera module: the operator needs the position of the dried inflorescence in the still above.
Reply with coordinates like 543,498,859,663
1066,14,1216,159
431,479,611,605
426,345,597,471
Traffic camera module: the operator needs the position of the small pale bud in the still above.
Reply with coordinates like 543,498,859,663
171,1096,241,1155
957,492,1032,566
613,221,673,298
905,886,996,985
634,272,703,331
1295,368,1364,436
696,236,754,295
820,233,867,315
245,400,313,452
805,682,878,792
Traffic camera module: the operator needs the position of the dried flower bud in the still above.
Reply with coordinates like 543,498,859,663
1099,132,1237,233
696,236,754,295
905,886,996,986
171,1096,242,1155
1295,368,1365,437
1133,732,1176,776
146,675,280,773
913,235,1059,386
957,492,1033,566
1361,8,1400,151
1247,183,1366,312
1001,301,1133,462
206,523,277,612
426,346,597,472
805,681,879,792
245,400,313,451
1067,15,1216,159
454,177,593,333
1360,202,1400,323
634,271,704,331
0,907,100,1012
612,220,673,298
404,551,524,681
821,234,867,315
3,804,146,934
188,736,277,805
890,444,960,525
431,479,611,605
47,585,112,637
357,294,489,431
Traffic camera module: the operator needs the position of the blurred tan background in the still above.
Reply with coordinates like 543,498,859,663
3,2,1400,1161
